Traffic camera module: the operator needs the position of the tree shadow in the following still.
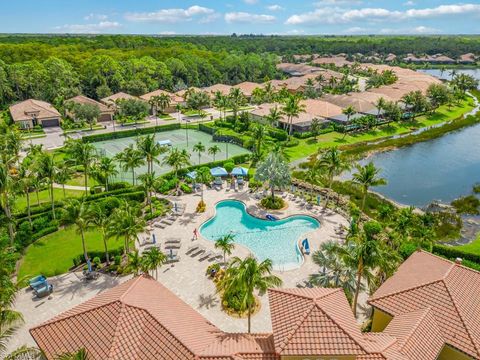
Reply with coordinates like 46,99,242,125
198,293,219,309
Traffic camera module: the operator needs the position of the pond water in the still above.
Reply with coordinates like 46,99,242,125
353,68,480,207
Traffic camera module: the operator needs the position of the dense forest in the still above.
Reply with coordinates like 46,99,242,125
0,34,479,108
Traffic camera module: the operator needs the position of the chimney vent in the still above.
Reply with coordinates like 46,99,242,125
455,258,462,265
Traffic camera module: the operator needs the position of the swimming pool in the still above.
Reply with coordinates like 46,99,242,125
200,200,320,270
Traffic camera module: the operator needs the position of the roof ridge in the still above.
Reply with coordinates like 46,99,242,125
29,99,57,114
269,287,338,301
118,275,145,302
106,302,138,359
441,278,480,357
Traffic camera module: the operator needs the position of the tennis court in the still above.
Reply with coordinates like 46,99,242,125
92,129,250,182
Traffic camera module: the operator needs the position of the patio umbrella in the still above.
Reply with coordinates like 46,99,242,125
152,233,156,244
169,248,173,259
231,167,248,176
87,259,92,273
186,171,197,179
210,167,228,177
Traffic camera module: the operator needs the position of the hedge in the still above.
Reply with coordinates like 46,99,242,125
72,247,124,267
432,244,480,264
267,128,288,141
82,123,181,143
199,123,216,135
31,226,59,242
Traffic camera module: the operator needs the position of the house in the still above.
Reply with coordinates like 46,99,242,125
312,56,352,67
140,89,183,113
30,250,480,359
302,99,343,120
385,53,397,62
276,63,322,77
65,95,114,122
233,82,264,98
175,87,202,100
100,92,139,111
458,53,476,64
202,84,233,97
9,99,61,128
369,250,480,360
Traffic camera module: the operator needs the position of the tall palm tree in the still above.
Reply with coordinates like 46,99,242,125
141,247,166,279
35,152,58,219
263,82,275,103
62,199,92,262
88,204,112,265
282,94,305,136
157,93,172,115
115,144,145,185
196,167,212,202
352,162,387,211
342,106,356,124
317,147,350,207
255,152,291,201
127,250,143,276
221,257,282,333
93,156,118,191
55,161,74,198
216,95,230,121
214,234,235,266
228,88,246,124
374,97,386,118
162,148,191,180
249,124,266,160
138,172,157,215
15,163,34,225
148,95,161,116
64,140,96,195
193,142,206,165
208,145,221,162
265,106,282,128
136,135,167,175
109,200,146,255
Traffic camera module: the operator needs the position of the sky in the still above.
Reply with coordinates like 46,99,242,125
0,0,479,35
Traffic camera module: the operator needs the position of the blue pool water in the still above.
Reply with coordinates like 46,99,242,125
200,200,320,270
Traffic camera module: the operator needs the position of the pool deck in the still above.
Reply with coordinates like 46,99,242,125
8,186,354,353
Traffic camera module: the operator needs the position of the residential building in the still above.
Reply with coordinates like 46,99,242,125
65,95,114,122
202,84,233,97
233,81,264,98
30,251,480,359
9,99,61,128
140,89,183,113
100,92,139,111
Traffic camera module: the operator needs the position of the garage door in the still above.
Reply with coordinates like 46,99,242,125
41,118,60,127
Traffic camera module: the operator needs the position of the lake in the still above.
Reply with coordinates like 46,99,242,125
355,68,480,207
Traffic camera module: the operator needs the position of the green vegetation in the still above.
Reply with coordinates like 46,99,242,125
14,188,84,212
451,195,480,215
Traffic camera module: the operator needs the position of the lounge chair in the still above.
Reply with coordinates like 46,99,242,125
29,275,46,289
34,282,53,298
165,243,181,249
165,238,181,244
165,255,180,263
186,244,200,254
199,251,214,261
213,177,223,186
237,176,244,186
154,222,166,229
190,246,206,257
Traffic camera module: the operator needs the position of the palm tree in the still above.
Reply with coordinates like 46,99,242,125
249,124,266,160
115,144,145,185
352,162,387,211
162,147,191,181
136,134,167,175
342,105,356,124
141,247,166,279
93,157,118,191
35,152,58,219
216,95,230,121
88,204,112,265
317,147,350,207
214,234,235,266
64,140,96,195
15,163,35,225
138,172,157,214
193,142,206,164
265,106,282,128
221,257,282,333
196,167,212,202
148,95,161,116
54,348,88,360
255,152,291,201
228,88,246,124
208,145,221,162
109,200,146,255
157,93,172,115
127,250,143,276
281,94,305,136
374,97,386,118
55,161,74,198
62,199,92,262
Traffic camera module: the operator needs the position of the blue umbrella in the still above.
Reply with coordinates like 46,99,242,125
152,233,156,244
316,195,321,206
186,171,197,179
231,167,248,176
210,167,228,177
87,259,92,273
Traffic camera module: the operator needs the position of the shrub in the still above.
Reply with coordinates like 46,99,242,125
31,226,59,242
73,249,124,268
92,257,101,267
282,138,300,147
398,242,418,259
109,182,132,190
196,200,206,213
117,191,145,202
180,183,193,194
260,196,285,210
432,244,480,264
114,255,122,266
451,195,480,215
224,161,235,173
267,127,288,141
98,196,122,216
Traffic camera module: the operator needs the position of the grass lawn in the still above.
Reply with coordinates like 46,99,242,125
458,234,480,255
285,98,474,161
18,227,124,279
65,173,99,188
158,113,175,120
14,188,84,213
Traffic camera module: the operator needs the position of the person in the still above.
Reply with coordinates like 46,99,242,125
193,228,198,241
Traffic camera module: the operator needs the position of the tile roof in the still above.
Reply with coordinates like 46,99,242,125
140,89,183,103
268,288,368,356
369,250,480,359
9,99,61,122
65,95,112,113
100,92,139,107
233,82,264,97
202,84,233,96
302,99,344,118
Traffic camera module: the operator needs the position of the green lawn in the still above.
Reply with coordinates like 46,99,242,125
285,98,474,161
14,188,84,213
65,174,99,188
18,227,124,279
458,234,480,255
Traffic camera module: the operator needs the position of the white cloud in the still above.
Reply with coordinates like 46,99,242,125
314,0,362,5
84,13,108,21
54,21,121,34
286,3,480,25
267,4,284,11
379,25,441,34
244,0,259,4
403,1,415,6
225,12,276,24
159,31,176,35
125,6,215,23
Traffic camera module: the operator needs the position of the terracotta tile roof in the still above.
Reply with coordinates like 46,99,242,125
312,56,352,67
100,92,139,107
65,95,112,113
140,89,182,103
200,333,278,359
30,276,222,359
369,250,480,359
202,84,233,96
276,63,322,76
233,82,264,97
322,94,375,113
176,87,202,98
9,99,61,122
302,99,344,118
268,288,368,356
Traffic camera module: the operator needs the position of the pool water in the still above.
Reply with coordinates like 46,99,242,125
200,200,320,270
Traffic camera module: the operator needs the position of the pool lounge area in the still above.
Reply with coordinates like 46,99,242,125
200,200,320,270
